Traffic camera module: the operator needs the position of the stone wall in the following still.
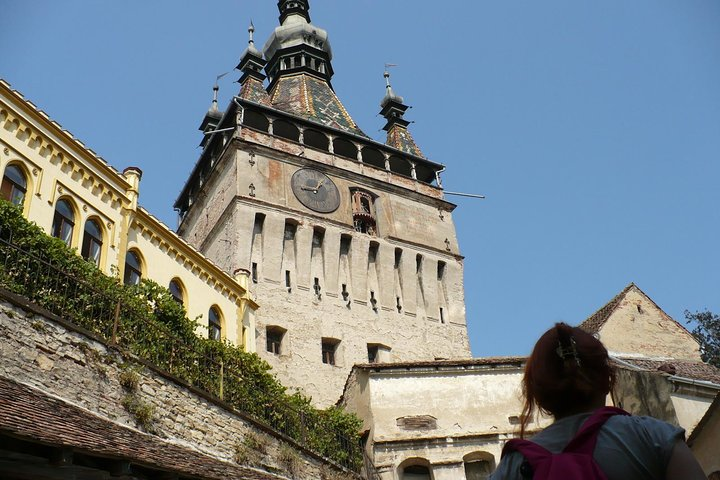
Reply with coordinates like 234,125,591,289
0,291,356,480
178,131,471,406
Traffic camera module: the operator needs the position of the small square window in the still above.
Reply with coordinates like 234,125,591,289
322,338,339,365
267,327,285,355
367,345,379,363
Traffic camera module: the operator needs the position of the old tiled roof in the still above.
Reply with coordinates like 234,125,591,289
578,283,695,341
239,76,271,106
579,283,636,333
614,357,720,385
355,356,526,370
269,73,367,137
386,124,425,158
0,376,281,480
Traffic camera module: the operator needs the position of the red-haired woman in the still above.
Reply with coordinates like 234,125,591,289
490,323,706,479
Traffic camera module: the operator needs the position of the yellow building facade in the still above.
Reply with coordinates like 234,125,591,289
0,79,258,351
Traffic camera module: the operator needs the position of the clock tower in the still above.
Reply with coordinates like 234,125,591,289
175,1,471,406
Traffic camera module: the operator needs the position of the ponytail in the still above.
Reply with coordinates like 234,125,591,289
519,323,614,437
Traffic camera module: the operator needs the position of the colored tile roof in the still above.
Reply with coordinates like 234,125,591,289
0,376,282,480
269,74,367,137
615,357,720,385
386,124,425,158
239,77,272,106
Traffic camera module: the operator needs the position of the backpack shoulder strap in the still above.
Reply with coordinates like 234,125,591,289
564,406,630,455
502,438,552,470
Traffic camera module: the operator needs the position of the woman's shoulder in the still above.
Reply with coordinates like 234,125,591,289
604,413,685,451
607,413,684,436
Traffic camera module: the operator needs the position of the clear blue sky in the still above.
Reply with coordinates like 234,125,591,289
2,1,719,357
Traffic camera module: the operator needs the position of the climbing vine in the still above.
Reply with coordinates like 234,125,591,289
0,200,362,469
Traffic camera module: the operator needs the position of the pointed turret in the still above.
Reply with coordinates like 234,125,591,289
236,22,271,106
198,82,224,147
380,70,425,158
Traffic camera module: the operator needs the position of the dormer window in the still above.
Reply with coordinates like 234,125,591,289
351,189,377,236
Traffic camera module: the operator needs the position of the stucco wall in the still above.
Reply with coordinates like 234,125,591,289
0,293,355,480
671,393,714,434
689,401,720,476
598,289,701,360
0,84,256,353
342,363,552,480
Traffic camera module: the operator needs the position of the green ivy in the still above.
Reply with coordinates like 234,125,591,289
0,200,362,470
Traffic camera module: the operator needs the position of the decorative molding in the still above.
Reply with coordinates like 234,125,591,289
0,101,128,209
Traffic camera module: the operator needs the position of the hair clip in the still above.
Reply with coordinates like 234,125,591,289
556,337,581,367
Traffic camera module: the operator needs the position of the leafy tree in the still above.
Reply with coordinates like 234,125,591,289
685,310,720,367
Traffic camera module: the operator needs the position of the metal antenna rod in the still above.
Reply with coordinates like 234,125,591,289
444,191,486,199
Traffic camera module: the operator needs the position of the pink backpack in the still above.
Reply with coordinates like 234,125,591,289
501,407,630,479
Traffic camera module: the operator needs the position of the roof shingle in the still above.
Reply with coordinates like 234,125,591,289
269,74,367,137
0,376,282,480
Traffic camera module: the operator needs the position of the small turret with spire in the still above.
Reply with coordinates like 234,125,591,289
198,79,224,147
236,22,271,106
380,69,425,158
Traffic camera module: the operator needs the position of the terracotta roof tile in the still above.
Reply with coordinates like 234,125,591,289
615,357,720,385
0,376,282,480
578,283,636,333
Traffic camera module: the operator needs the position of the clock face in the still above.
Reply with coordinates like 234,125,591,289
291,168,341,213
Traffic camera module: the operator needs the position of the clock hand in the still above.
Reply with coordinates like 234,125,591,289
300,186,319,193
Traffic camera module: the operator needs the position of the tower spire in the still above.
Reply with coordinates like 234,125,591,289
263,0,334,88
379,68,425,158
236,21,271,105
278,0,311,25
198,74,227,146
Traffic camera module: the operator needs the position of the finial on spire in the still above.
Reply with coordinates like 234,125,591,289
382,64,403,105
248,21,255,46
210,72,228,114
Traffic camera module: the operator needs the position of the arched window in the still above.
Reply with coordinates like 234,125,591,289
169,278,185,306
81,219,103,266
273,119,300,142
350,188,377,236
360,147,386,169
463,452,495,480
242,110,270,132
332,137,358,159
1,165,27,207
51,199,75,246
403,465,432,480
303,129,329,151
124,250,142,285
208,306,222,341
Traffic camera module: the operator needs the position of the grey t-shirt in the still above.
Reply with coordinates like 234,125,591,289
490,413,684,480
